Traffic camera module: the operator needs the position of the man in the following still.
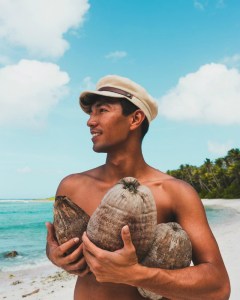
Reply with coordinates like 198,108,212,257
46,75,230,300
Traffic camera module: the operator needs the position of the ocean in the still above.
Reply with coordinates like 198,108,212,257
0,199,238,272
0,200,53,272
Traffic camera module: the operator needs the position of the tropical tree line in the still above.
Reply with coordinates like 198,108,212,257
167,148,240,199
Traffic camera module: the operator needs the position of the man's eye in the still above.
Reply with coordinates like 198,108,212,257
100,108,108,113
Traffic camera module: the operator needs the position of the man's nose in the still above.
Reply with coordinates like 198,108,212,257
87,114,98,127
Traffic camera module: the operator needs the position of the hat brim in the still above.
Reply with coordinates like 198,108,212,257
79,90,132,113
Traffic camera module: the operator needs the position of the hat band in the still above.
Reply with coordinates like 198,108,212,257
98,86,133,99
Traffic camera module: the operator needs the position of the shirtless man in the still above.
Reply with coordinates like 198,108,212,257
46,75,230,300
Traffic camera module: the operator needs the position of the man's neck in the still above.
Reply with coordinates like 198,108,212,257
103,150,149,182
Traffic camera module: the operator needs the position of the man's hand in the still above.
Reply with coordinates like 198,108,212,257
82,225,138,283
45,222,90,277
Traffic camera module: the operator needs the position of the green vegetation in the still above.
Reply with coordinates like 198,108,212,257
167,148,240,199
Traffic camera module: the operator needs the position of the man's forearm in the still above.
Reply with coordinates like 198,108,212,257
127,263,230,300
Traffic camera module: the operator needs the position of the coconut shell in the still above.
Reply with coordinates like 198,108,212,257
53,196,90,247
138,222,192,300
87,177,157,261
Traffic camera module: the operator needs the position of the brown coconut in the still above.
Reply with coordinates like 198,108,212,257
138,222,192,300
87,177,157,261
53,196,90,248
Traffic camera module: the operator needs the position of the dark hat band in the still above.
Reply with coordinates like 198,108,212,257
98,86,133,99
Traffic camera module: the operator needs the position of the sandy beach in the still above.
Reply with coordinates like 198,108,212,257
0,264,76,300
0,199,239,300
202,199,240,300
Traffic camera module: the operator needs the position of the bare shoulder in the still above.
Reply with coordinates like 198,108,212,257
145,169,206,225
56,166,104,198
55,165,111,215
161,175,201,203
160,175,205,218
56,173,84,197
145,168,200,203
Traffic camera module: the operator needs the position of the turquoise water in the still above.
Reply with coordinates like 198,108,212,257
0,200,238,272
0,200,53,271
204,205,238,226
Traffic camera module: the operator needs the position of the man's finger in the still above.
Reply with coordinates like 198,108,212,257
121,225,134,248
61,243,84,264
57,237,80,256
82,232,101,256
77,266,91,277
69,266,91,277
78,269,90,277
45,222,57,243
63,254,87,271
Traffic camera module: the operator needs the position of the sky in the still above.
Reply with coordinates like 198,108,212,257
0,0,240,199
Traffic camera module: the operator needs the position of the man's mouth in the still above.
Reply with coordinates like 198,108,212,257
91,131,101,138
92,133,100,137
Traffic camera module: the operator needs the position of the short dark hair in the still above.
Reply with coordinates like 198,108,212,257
118,98,149,140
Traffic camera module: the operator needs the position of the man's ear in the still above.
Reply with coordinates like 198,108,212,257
129,110,146,131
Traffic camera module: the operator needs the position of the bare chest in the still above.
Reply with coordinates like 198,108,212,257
71,181,174,224
71,183,111,216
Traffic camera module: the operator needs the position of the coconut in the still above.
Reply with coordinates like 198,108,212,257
87,177,157,261
53,196,90,248
138,222,192,299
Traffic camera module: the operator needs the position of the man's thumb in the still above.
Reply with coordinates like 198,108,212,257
121,225,133,247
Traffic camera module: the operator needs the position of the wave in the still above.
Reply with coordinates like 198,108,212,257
0,221,45,231
0,257,51,272
0,200,32,203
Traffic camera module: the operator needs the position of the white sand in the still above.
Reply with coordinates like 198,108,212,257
0,264,76,300
0,199,239,300
202,199,240,300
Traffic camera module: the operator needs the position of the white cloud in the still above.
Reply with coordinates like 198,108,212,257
0,59,70,127
158,63,240,125
0,0,90,58
221,54,240,68
80,76,95,90
193,0,224,10
208,141,233,156
105,51,127,61
216,0,225,8
193,0,206,10
17,166,32,174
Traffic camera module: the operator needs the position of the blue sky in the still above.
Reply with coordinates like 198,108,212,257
0,0,240,198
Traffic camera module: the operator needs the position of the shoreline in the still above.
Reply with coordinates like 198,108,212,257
0,199,239,299
202,198,240,212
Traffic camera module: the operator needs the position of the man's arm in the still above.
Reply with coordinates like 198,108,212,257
82,226,230,300
82,180,230,300
45,174,90,277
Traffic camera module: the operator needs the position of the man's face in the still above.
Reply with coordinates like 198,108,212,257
87,99,132,153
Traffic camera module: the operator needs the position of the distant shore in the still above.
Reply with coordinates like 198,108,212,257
36,198,54,202
0,199,239,300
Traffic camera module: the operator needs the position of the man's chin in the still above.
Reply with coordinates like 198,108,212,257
92,146,107,153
